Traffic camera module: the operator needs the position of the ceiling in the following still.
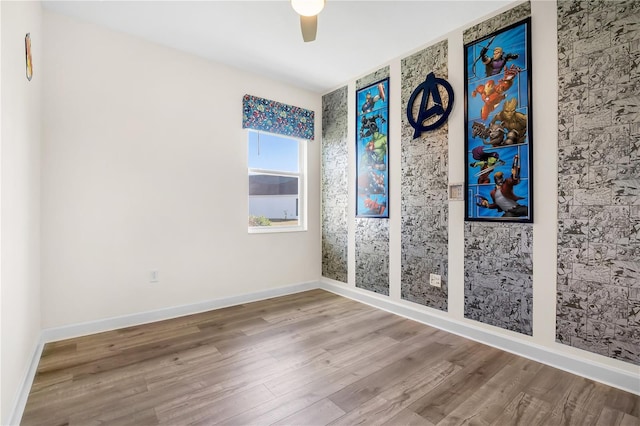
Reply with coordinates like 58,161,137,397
42,0,515,93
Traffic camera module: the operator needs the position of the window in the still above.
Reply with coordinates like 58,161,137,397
248,130,306,233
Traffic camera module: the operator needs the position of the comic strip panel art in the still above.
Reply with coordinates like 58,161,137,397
464,18,533,223
356,78,389,218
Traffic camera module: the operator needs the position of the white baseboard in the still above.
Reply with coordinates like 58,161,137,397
318,278,640,396
6,338,44,426
41,280,319,343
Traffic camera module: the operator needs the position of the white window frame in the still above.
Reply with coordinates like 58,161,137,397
248,130,307,234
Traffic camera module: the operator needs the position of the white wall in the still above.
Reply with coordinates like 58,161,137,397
41,11,321,329
1,1,42,422
333,0,638,381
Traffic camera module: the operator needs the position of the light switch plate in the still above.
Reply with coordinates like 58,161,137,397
449,183,464,201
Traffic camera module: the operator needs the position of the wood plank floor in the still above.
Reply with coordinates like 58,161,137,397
22,289,639,425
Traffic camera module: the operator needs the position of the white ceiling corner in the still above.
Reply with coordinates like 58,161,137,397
41,0,516,93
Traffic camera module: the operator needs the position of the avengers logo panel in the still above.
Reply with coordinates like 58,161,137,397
464,18,533,223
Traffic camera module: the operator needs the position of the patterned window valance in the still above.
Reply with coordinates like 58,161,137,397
242,94,315,141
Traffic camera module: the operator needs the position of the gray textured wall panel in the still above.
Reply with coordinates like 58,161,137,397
355,218,389,295
556,0,640,365
464,222,533,334
463,2,531,45
400,40,449,311
322,87,349,283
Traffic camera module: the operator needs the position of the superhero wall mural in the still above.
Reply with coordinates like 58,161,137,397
464,18,533,223
356,78,389,218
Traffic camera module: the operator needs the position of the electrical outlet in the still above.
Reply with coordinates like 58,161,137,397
150,270,159,283
429,273,441,288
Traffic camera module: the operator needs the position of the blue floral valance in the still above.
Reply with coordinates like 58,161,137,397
242,94,315,141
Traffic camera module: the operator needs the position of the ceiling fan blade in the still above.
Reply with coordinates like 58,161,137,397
300,15,317,42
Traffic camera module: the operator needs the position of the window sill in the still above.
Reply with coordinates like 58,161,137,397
248,226,307,234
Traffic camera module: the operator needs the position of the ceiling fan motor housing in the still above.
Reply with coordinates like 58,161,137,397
291,0,325,17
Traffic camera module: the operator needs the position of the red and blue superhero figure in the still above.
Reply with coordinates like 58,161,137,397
471,65,519,121
363,197,386,216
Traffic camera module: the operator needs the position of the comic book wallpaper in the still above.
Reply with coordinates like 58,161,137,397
356,78,389,218
464,19,533,223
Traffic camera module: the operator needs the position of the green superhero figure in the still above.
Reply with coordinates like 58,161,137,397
360,114,387,171
470,146,504,184
364,132,387,171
